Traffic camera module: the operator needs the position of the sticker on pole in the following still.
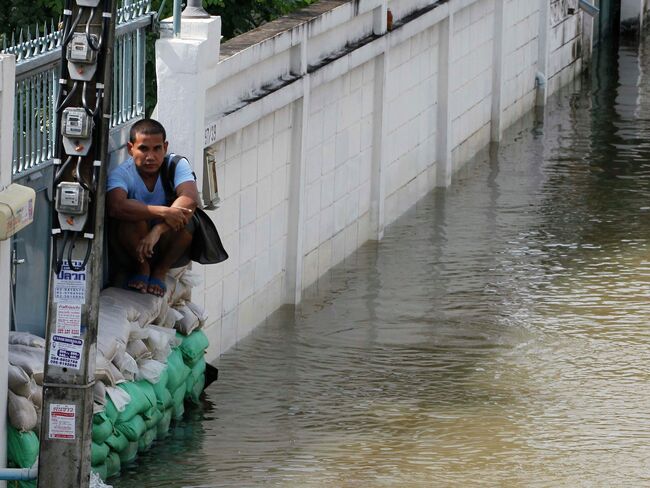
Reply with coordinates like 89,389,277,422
48,335,84,370
49,404,76,440
55,303,82,336
53,260,87,304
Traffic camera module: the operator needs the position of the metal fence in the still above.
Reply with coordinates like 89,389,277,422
2,0,153,177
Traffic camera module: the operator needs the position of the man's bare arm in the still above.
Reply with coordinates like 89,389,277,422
107,188,192,230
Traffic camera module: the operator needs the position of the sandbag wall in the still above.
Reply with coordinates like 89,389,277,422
6,268,210,486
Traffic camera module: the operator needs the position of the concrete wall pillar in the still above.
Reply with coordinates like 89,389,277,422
536,0,551,107
0,53,16,487
285,30,309,305
155,17,222,193
490,0,506,142
369,46,388,241
436,13,453,187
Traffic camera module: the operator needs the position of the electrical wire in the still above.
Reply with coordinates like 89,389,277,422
53,231,70,275
56,81,79,112
54,156,73,183
81,81,103,117
85,8,103,51
67,233,92,272
75,156,91,192
62,7,85,48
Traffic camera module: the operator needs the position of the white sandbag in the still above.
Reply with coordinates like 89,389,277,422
9,332,46,349
8,364,33,397
96,356,124,387
100,287,162,328
170,279,191,305
126,339,151,362
90,471,112,488
8,344,45,378
94,381,107,405
145,325,180,361
129,323,149,341
168,265,190,281
93,402,104,415
105,386,131,413
174,304,200,335
8,390,38,432
97,304,135,362
113,351,138,377
179,269,201,288
30,382,43,410
185,301,208,326
135,359,166,384
158,306,183,329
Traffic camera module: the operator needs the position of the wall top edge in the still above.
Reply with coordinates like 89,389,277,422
219,0,377,60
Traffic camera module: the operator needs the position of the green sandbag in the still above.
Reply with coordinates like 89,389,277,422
106,451,121,479
7,426,39,468
156,387,173,410
91,463,108,482
166,348,191,392
117,382,155,423
186,357,206,398
136,380,157,411
137,427,157,453
7,480,36,488
188,373,205,405
178,330,209,364
152,367,169,402
172,386,185,420
105,429,128,453
115,414,146,442
92,412,113,444
143,406,163,430
156,408,173,440
118,441,139,464
91,442,110,466
104,398,118,423
190,357,206,382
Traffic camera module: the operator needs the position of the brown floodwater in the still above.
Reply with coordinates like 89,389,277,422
114,34,650,487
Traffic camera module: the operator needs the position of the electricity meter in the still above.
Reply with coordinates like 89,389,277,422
66,33,99,81
56,182,89,231
61,108,93,156
75,0,102,6
67,33,98,64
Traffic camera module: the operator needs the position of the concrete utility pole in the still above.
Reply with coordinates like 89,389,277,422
38,0,117,486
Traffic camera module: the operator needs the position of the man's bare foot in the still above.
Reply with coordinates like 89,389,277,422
127,274,150,293
127,262,150,293
147,270,167,297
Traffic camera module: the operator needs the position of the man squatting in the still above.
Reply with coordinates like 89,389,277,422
106,119,199,297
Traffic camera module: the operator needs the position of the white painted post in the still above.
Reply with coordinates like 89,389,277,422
436,11,453,187
369,45,388,241
285,28,309,305
536,0,551,107
369,1,388,241
0,53,16,488
490,0,506,142
155,16,222,197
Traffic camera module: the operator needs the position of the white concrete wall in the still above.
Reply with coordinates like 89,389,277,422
155,0,592,362
0,53,16,486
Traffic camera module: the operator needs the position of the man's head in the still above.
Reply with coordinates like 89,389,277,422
128,119,169,177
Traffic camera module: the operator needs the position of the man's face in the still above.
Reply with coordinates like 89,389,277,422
128,132,168,176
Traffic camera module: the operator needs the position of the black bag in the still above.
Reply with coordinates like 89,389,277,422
160,155,228,265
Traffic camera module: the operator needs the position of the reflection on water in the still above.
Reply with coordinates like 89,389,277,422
115,35,650,487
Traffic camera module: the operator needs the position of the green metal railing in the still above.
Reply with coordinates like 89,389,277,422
2,0,152,176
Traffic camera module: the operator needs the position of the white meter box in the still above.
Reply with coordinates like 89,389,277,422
0,183,36,240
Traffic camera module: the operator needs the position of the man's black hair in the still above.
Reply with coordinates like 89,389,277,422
129,118,167,143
